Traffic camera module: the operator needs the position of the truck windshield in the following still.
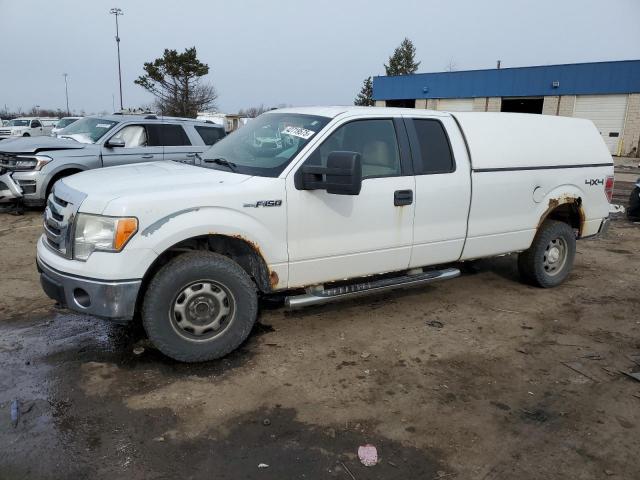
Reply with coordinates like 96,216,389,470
200,113,330,177
8,119,30,127
58,117,119,143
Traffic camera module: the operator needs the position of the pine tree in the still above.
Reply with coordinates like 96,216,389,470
135,47,218,117
354,77,374,106
384,38,420,76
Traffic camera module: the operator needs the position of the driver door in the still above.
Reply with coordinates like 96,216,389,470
285,117,415,287
101,124,163,167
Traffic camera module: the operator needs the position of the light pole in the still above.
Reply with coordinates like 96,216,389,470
63,73,70,116
109,7,124,111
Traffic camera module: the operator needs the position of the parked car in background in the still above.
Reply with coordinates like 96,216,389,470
0,114,225,206
628,178,640,221
51,117,81,136
0,117,57,139
34,107,613,362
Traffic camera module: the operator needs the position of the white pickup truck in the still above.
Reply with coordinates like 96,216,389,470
0,117,57,139
36,107,613,362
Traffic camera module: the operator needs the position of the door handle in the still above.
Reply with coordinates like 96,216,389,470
141,154,154,159
394,189,413,206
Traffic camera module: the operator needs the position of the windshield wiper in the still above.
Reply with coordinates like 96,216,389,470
204,157,237,172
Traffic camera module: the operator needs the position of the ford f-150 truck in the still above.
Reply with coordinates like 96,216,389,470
0,117,57,139
36,107,614,362
0,114,225,206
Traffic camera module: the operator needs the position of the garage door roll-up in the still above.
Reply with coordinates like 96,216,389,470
573,95,627,155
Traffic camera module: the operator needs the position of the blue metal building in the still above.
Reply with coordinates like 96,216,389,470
372,60,640,156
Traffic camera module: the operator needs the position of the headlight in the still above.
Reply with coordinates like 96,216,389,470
14,155,52,171
73,214,138,261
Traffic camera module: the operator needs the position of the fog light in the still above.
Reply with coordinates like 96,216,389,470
73,288,91,308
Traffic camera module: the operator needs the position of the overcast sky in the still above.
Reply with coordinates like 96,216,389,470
1,0,639,114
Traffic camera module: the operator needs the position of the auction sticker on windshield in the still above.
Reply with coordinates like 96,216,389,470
96,123,113,128
282,126,315,140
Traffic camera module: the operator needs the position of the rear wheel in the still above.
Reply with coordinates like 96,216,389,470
518,220,576,288
142,251,258,362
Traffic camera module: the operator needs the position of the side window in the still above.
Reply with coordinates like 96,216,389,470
158,124,191,146
409,119,455,174
31,120,42,128
194,126,225,145
307,119,401,179
111,125,148,148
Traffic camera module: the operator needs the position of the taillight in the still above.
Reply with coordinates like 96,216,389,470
604,175,614,203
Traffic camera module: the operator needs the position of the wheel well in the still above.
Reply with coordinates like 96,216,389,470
46,169,83,197
543,199,585,236
134,234,274,319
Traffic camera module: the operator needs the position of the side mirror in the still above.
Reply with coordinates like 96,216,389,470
295,151,362,195
105,137,125,148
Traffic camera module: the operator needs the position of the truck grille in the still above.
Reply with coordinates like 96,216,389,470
0,152,18,167
43,182,85,258
0,129,11,136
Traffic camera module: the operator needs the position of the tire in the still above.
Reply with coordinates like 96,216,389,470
628,185,640,221
45,170,81,200
23,133,30,137
518,220,576,288
142,251,258,362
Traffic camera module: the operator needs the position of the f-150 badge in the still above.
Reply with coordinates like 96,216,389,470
243,200,283,208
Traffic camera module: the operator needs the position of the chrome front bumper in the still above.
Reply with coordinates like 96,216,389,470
0,171,22,202
37,258,141,321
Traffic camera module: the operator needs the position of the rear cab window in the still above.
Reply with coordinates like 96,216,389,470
406,118,455,174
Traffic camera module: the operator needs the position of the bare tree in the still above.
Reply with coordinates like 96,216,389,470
238,104,269,118
446,59,458,72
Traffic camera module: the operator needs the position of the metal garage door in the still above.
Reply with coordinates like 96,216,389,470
573,95,628,155
437,98,474,112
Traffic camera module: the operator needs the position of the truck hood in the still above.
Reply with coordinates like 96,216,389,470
62,161,252,213
0,136,87,153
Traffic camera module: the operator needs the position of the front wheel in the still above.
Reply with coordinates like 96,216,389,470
518,220,576,288
142,251,258,362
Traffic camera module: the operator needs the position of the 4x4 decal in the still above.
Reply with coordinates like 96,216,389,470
585,179,604,186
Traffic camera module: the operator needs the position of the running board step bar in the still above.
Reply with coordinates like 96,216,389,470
285,267,460,309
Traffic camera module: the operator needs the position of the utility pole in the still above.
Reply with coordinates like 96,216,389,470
109,8,124,111
497,60,502,69
63,73,70,116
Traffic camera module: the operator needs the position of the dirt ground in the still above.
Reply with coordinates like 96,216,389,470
1,187,639,479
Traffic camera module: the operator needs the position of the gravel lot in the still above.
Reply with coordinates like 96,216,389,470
0,170,639,479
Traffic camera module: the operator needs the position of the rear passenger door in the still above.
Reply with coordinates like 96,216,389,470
404,116,472,267
155,124,199,164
